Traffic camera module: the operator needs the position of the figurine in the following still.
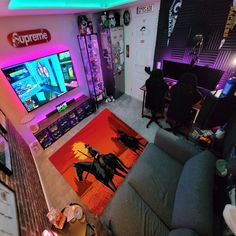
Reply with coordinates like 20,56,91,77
78,15,88,36
101,12,110,28
87,21,93,35
108,12,116,28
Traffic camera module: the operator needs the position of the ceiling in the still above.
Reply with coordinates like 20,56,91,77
8,0,137,9
0,0,158,16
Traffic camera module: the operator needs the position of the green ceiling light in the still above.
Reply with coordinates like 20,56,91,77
8,0,101,9
8,0,137,9
102,0,137,8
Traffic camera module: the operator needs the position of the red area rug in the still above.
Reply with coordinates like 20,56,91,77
49,108,147,214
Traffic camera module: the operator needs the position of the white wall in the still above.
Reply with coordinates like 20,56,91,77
122,2,160,100
0,14,88,144
0,8,161,144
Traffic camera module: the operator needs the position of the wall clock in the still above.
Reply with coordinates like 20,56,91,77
123,10,131,26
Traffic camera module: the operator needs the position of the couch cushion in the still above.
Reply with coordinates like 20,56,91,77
154,128,202,164
127,143,183,228
101,182,169,236
172,150,216,236
168,229,199,236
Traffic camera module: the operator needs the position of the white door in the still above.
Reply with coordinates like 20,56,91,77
123,3,160,101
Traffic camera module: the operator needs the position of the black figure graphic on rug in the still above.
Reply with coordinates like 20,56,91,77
115,130,145,154
73,144,130,192
74,161,117,192
85,144,129,177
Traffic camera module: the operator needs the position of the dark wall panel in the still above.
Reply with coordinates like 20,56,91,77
154,0,236,89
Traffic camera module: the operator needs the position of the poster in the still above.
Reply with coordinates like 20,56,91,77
0,182,19,236
168,0,182,46
0,135,11,174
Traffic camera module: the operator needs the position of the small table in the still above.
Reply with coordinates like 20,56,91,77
52,219,87,236
51,204,95,236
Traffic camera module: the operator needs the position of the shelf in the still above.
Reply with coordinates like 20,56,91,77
78,34,105,106
34,95,96,149
35,95,89,134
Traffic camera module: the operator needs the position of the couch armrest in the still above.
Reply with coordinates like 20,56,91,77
169,229,199,236
171,150,215,236
154,128,202,164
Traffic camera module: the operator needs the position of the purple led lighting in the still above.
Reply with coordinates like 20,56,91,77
158,55,228,90
1,46,84,113
2,45,64,67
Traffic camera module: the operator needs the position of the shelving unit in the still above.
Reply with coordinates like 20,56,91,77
78,34,105,103
99,26,125,99
34,95,96,149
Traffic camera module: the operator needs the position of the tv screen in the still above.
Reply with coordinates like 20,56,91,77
1,50,79,112
162,60,224,91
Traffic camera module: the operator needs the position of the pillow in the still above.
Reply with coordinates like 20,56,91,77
101,183,169,236
127,145,182,228
168,228,199,236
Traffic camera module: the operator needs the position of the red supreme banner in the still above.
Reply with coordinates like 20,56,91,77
7,29,51,48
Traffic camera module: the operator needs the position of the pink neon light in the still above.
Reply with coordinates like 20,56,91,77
1,46,84,124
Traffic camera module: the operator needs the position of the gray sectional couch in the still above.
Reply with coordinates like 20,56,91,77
101,128,217,236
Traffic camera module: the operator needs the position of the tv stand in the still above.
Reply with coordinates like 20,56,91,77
34,95,96,149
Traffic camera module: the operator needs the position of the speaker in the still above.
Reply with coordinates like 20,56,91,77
46,109,58,118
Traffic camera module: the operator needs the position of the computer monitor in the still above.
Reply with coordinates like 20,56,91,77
195,94,236,129
162,60,224,91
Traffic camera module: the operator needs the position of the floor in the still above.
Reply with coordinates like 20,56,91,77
31,94,164,210
29,94,226,235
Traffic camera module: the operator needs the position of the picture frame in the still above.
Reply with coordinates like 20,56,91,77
0,181,20,236
123,10,131,26
0,109,12,176
0,134,12,176
0,109,8,141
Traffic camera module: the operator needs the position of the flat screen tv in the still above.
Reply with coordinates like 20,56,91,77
162,60,224,91
1,50,79,112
